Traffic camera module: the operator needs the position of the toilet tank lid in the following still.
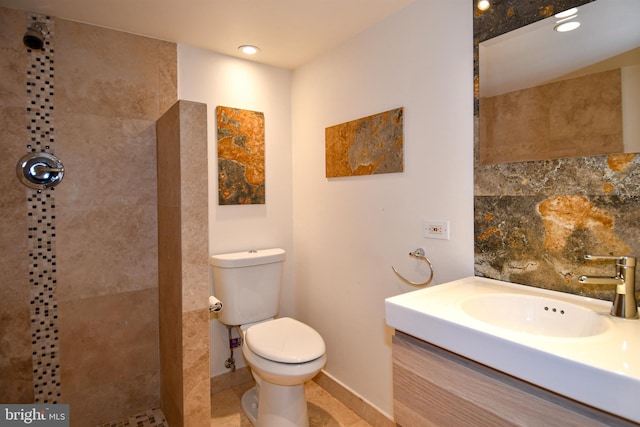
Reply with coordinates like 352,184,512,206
210,248,285,268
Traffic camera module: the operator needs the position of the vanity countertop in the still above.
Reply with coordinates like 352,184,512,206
385,276,640,423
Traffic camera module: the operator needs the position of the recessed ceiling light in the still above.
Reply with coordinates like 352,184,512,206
477,0,490,11
554,21,581,32
238,45,260,55
555,8,578,19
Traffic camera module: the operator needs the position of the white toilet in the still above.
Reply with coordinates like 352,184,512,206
210,248,327,427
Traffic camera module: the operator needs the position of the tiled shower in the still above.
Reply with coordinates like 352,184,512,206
0,6,179,425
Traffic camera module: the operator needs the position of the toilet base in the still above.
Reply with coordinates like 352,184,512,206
241,386,259,425
241,382,309,427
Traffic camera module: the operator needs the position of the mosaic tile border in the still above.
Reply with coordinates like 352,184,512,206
25,12,61,404
98,408,168,427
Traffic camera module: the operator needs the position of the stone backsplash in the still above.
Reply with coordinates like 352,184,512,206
473,0,640,301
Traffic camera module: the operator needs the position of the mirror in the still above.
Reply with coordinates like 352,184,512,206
478,0,640,165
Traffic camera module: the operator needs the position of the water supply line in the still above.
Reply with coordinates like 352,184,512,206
225,325,236,371
224,325,243,372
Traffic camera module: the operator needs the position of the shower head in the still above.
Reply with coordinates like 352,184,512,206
23,22,47,50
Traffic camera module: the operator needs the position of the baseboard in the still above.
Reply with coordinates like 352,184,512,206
313,370,394,427
210,366,252,395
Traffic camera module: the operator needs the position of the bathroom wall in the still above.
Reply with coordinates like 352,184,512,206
176,1,474,417
176,46,294,377
474,0,640,302
0,6,176,425
157,100,210,427
291,0,474,417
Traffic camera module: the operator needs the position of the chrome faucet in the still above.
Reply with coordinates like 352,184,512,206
578,255,638,319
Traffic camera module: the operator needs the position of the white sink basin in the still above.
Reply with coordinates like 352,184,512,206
385,276,640,423
459,293,611,338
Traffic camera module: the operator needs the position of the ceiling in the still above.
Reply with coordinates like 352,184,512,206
0,0,414,69
480,0,640,96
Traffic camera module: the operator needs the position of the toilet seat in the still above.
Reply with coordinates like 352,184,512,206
245,317,325,364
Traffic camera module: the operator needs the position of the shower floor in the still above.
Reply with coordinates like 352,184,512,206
99,408,166,427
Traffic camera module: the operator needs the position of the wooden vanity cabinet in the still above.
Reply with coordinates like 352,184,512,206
392,332,637,426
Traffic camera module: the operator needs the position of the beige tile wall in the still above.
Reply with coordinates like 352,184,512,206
480,69,624,164
0,5,178,425
0,7,33,404
157,100,210,427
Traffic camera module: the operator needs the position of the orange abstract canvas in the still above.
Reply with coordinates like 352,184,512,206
216,106,265,205
325,107,404,178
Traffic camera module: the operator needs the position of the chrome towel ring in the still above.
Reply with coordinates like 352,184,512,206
392,248,434,287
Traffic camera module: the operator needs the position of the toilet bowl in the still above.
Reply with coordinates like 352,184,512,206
240,317,326,427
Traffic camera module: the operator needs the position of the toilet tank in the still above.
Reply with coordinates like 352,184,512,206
210,248,285,326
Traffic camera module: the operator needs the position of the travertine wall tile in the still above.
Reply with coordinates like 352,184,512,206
481,70,623,164
157,103,184,427
55,114,158,206
59,289,161,426
182,309,210,427
1,4,176,423
56,204,158,301
0,277,33,403
55,20,172,120
0,8,26,106
0,108,29,202
159,42,178,115
157,100,210,426
63,372,160,427
58,289,160,394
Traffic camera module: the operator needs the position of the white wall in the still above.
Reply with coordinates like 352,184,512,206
178,0,474,417
291,0,474,417
177,46,294,376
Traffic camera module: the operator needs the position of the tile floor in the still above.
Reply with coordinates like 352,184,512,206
211,380,372,427
101,379,370,427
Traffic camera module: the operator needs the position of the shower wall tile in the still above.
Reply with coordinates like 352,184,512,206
0,278,33,403
182,309,210,427
178,101,208,313
0,8,26,106
157,103,184,427
181,202,209,312
0,50,25,106
156,102,182,208
157,101,210,427
159,42,178,115
0,7,33,404
55,19,175,120
63,372,159,427
58,288,160,425
0,206,28,275
58,288,159,394
0,107,27,193
55,204,158,301
54,113,158,206
1,5,177,422
157,204,183,427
